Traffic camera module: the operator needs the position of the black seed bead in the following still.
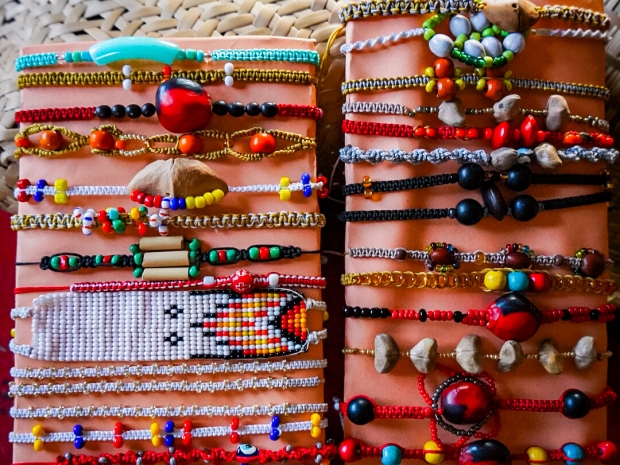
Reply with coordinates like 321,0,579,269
455,199,484,225
126,104,142,119
111,104,126,118
344,306,353,317
370,308,381,318
141,103,156,117
261,102,278,118
511,195,539,222
561,309,571,320
453,311,464,323
212,100,228,116
419,309,427,322
380,308,391,318
228,102,245,117
360,307,369,317
457,163,485,190
245,102,261,116
505,164,532,191
590,309,601,320
352,306,361,317
95,105,112,119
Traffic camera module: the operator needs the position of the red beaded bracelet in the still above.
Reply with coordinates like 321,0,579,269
341,118,615,148
343,292,616,342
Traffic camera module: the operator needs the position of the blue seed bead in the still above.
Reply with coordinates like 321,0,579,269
562,443,585,464
303,186,312,197
269,429,281,441
64,52,73,62
74,437,85,449
37,179,47,188
381,445,402,465
164,434,175,447
270,415,281,427
73,425,83,435
81,51,93,62
197,50,205,62
507,271,529,291
178,197,186,210
34,191,45,202
169,197,179,210
301,172,311,184
107,208,119,220
164,420,175,433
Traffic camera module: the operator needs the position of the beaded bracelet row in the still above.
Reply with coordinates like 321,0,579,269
15,37,320,71
11,401,329,420
344,292,615,342
338,437,617,465
14,124,316,161
10,415,327,450
11,287,326,362
342,94,610,131
344,333,608,374
339,191,611,225
339,145,618,170
346,241,612,277
10,358,329,381
340,268,616,294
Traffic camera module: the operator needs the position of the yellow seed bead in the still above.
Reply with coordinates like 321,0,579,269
322,311,329,322
33,439,44,452
424,67,435,77
130,207,141,220
455,78,466,90
54,178,68,191
150,422,160,435
212,189,225,202
504,80,513,91
310,426,321,438
311,413,321,426
204,192,214,205
279,189,291,201
54,193,68,204
423,440,444,464
425,81,436,93
194,195,206,209
151,435,162,447
484,270,507,291
10,328,15,338
32,424,45,437
476,79,487,91
185,196,195,209
526,446,548,463
280,177,290,187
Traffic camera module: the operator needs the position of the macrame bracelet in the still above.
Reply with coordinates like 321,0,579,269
343,333,609,374
346,241,612,277
338,437,617,465
15,38,320,71
339,145,618,169
15,102,323,123
343,292,615,341
11,402,329,420
340,268,616,294
14,124,316,161
10,287,327,362
9,415,328,450
10,443,338,465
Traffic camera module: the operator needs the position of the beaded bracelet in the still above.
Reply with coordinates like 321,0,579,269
9,415,327,450
346,241,612,277
15,37,320,71
14,124,316,161
344,292,615,342
11,287,326,362
340,268,617,294
342,94,610,131
10,358,329,381
343,333,609,374
339,145,618,170
338,437,617,465
10,443,339,465
11,401,329,420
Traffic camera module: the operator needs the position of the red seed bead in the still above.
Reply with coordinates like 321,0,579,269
492,121,511,149
529,272,551,293
15,137,30,148
117,207,125,214
182,432,192,447
102,221,114,234
414,127,426,137
113,436,123,448
137,222,148,235
520,115,538,147
144,195,154,208
250,133,276,153
218,250,227,262
178,134,204,155
425,127,437,139
97,210,108,222
537,130,547,143
89,130,115,151
136,192,146,204
183,420,192,431
434,58,454,78
59,255,69,270
16,191,31,202
339,438,362,462
466,128,479,139
455,128,466,139
114,139,127,150
153,195,163,208
39,130,63,150
230,417,240,430
483,128,493,139
230,432,240,444
436,78,458,101
16,179,31,189
113,422,123,435
162,65,172,78
259,247,270,260
598,441,618,463
130,190,141,202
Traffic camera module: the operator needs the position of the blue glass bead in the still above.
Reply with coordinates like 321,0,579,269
197,50,205,62
301,172,311,184
64,52,73,62
507,271,529,291
178,198,186,210
33,191,45,202
73,425,83,435
164,434,175,447
74,437,85,449
36,179,47,188
269,429,280,441
303,186,312,197
562,443,585,464
562,389,591,419
165,420,175,433
107,208,120,220
447,244,453,251
270,415,280,427
89,37,180,66
381,445,402,465
81,51,93,62
169,197,179,210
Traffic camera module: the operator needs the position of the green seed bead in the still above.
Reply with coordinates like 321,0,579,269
111,255,120,265
50,256,60,270
452,48,462,58
500,30,509,38
423,29,436,40
188,265,200,277
134,253,143,265
138,206,148,216
226,249,237,262
248,247,260,260
188,238,201,251
456,34,468,44
112,219,125,232
492,25,501,34
483,56,493,67
209,250,219,263
470,32,481,41
453,41,463,50
465,54,476,66
175,49,186,60
482,27,494,37
68,256,79,268
189,250,198,263
133,268,144,278
422,19,433,29
129,244,140,254
185,49,197,60
270,247,281,259
71,51,82,62
95,255,103,265
502,50,514,61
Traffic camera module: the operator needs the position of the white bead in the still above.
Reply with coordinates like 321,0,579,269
122,64,132,76
463,39,485,57
470,12,491,31
223,62,234,74
449,15,472,36
158,208,169,220
72,207,84,220
268,273,279,287
148,214,161,228
503,33,526,54
158,224,169,236
224,76,234,87
428,34,454,58
82,226,93,236
122,79,132,90
161,198,171,209
481,36,503,57
203,276,215,285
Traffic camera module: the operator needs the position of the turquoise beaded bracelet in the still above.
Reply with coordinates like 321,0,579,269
15,37,320,72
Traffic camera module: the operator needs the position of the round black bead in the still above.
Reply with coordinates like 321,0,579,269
590,309,601,320
245,102,261,116
455,199,484,226
457,163,485,190
261,102,278,118
141,103,156,117
346,396,375,425
111,104,126,118
212,100,228,116
126,104,142,119
360,308,369,317
370,308,381,318
511,195,539,222
228,102,245,117
505,164,532,191
381,308,391,318
453,311,464,323
344,306,353,317
561,309,571,321
352,306,361,318
419,309,427,322
562,389,591,419
95,105,112,119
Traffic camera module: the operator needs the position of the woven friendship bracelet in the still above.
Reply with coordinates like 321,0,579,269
340,268,617,294
343,333,610,374
346,241,612,277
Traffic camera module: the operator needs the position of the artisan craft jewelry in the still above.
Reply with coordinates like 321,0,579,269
338,437,618,465
11,288,326,361
343,292,615,342
9,414,327,450
339,145,618,170
343,333,610,374
340,269,617,294
14,124,316,161
346,242,613,277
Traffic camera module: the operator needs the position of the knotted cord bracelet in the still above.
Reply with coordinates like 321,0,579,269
343,292,615,341
14,124,316,161
343,333,609,374
338,437,617,465
346,241,612,277
339,191,611,225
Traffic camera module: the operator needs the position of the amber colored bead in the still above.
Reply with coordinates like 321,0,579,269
485,79,507,101
434,58,454,79
250,132,276,153
89,130,115,151
114,139,127,150
39,130,63,151
178,134,204,155
436,78,458,101
15,137,30,148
